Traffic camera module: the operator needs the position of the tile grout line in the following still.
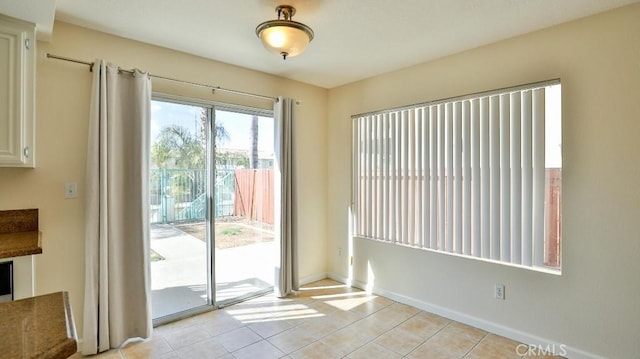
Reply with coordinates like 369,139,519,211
230,325,286,356
343,304,418,357
401,319,456,358
461,332,489,358
98,281,545,359
320,297,397,357
341,301,449,358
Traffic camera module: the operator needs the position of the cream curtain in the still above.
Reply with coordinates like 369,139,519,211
82,60,152,354
273,97,298,297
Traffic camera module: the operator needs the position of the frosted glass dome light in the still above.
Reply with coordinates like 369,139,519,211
256,5,314,60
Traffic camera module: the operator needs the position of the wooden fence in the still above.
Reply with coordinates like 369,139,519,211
545,168,562,268
233,169,274,224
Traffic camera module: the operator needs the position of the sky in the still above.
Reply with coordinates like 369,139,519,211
150,100,274,154
545,84,562,168
215,110,274,153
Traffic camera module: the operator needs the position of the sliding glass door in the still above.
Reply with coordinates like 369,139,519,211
214,108,276,305
148,97,275,322
149,99,211,321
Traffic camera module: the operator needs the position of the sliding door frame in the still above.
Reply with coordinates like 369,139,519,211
150,93,275,325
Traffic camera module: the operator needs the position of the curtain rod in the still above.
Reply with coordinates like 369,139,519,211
45,53,277,102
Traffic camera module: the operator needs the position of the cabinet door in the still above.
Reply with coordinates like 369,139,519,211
0,17,35,168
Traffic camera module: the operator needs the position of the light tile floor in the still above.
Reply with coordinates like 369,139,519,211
72,279,564,358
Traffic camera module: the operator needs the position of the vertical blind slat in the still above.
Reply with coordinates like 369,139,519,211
369,115,379,238
396,112,405,243
453,102,463,254
480,97,490,259
429,106,438,250
362,117,367,237
358,118,365,236
381,114,388,240
445,103,454,252
402,110,409,245
416,108,423,247
398,112,402,242
353,118,359,235
396,112,401,242
378,115,384,240
415,109,422,247
471,99,481,257
382,114,389,242
499,94,511,262
462,100,472,256
397,112,402,242
421,107,429,249
407,110,415,245
521,90,533,266
532,88,546,266
362,117,368,237
437,104,446,251
489,96,501,260
377,115,382,239
510,93,522,264
365,116,372,237
390,112,396,243
415,109,421,246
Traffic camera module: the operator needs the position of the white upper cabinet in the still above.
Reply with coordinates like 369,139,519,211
0,15,35,168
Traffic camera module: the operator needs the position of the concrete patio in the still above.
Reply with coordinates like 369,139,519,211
150,224,275,319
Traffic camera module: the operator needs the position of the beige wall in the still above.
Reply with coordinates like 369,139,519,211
2,4,639,357
327,4,640,358
0,21,328,336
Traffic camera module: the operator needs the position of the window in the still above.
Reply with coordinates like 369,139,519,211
352,81,561,272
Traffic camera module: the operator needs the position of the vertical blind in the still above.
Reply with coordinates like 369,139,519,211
352,81,559,270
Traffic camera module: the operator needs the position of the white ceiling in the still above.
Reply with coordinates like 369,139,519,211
0,0,56,40
2,0,639,88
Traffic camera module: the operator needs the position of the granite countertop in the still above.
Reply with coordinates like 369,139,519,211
0,231,42,259
0,209,42,260
0,292,77,358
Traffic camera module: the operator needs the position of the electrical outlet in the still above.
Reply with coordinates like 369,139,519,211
338,247,343,257
495,284,505,300
65,182,78,199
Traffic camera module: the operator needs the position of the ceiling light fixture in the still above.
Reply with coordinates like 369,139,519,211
256,5,314,60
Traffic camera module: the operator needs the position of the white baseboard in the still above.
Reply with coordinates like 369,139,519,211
298,272,328,286
327,272,604,359
327,272,349,285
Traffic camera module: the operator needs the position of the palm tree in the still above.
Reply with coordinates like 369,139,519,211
152,118,230,169
200,107,229,149
151,125,202,168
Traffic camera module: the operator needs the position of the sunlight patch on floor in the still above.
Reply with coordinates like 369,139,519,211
310,291,370,300
298,283,350,291
324,296,378,311
227,304,311,315
228,302,325,323
240,312,325,324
